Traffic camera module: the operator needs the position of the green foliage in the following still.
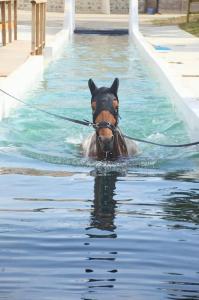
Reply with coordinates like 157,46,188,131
180,20,199,37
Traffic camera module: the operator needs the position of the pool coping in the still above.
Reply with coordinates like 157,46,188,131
0,25,70,121
131,28,199,139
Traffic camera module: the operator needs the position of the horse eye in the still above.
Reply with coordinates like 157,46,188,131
113,99,118,103
91,101,96,111
113,99,118,110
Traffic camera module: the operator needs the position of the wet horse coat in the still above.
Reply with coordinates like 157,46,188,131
82,78,138,160
83,130,138,160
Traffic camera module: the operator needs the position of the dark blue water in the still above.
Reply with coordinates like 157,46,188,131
0,35,199,300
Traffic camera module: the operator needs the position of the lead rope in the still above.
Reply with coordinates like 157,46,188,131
0,88,199,148
0,88,93,127
122,134,199,148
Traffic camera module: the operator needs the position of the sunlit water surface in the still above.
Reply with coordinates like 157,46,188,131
0,35,199,300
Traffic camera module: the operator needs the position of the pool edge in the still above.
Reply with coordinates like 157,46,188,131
131,29,199,140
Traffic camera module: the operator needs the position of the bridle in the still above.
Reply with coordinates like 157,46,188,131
94,121,117,135
92,100,119,125
91,92,119,138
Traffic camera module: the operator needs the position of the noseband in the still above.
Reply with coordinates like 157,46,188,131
94,121,116,135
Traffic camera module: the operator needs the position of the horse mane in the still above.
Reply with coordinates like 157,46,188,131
113,129,128,157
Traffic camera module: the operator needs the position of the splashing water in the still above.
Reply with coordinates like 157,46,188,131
0,35,198,173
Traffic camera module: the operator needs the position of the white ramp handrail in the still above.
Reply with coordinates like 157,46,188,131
63,0,139,37
63,0,75,35
129,0,139,35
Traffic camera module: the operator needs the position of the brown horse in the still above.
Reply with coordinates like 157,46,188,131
82,78,138,160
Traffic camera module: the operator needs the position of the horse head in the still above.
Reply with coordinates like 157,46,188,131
88,78,120,157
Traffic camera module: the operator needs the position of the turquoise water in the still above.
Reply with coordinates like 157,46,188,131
0,35,199,300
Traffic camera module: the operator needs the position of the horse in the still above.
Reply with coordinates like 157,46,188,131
82,78,138,160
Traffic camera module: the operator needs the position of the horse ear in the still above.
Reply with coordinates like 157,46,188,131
88,79,97,96
110,78,119,96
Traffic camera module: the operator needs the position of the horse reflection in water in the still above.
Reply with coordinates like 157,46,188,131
90,173,118,232
82,78,138,160
84,173,118,292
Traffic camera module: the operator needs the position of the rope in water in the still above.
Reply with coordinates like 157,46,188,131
0,88,199,148
0,88,92,127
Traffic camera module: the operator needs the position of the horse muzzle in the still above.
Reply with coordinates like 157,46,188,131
98,136,114,153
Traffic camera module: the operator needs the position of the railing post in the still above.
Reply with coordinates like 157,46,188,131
187,0,199,23
187,0,191,22
36,2,40,54
31,0,36,54
14,0,17,40
0,0,17,46
8,0,12,43
31,0,46,55
39,2,43,54
43,2,46,47
1,1,6,45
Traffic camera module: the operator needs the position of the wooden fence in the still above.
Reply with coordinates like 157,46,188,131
31,0,46,55
0,0,17,46
187,0,199,22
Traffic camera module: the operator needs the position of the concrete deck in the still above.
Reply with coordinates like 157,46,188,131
141,24,199,100
0,41,30,77
75,13,186,30
0,10,64,78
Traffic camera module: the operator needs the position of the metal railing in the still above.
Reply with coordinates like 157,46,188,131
187,0,199,22
31,0,46,55
0,0,17,46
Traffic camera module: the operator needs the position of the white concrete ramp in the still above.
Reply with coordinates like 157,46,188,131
75,14,128,31
141,24,199,100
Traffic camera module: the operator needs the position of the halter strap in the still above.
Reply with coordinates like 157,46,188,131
94,121,116,134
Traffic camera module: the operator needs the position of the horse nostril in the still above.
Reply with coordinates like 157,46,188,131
98,136,114,152
98,136,113,142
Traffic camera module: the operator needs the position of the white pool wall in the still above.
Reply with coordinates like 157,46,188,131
129,0,199,139
0,56,43,119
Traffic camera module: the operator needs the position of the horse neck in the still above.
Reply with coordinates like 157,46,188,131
95,128,128,160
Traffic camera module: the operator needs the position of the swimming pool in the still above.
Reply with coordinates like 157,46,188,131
0,35,199,300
